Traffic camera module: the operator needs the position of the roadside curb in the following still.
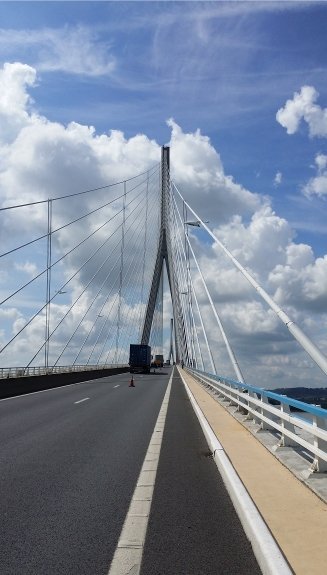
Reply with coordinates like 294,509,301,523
178,368,293,575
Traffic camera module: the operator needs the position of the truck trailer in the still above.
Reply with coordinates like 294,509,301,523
129,344,151,374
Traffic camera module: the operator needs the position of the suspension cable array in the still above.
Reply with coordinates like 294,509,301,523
0,164,161,370
1,145,224,376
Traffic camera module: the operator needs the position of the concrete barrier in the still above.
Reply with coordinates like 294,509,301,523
0,367,130,399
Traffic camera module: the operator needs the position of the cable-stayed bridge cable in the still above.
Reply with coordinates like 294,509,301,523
172,180,327,378
171,210,204,369
0,164,160,212
25,189,156,368
0,176,158,360
172,190,244,382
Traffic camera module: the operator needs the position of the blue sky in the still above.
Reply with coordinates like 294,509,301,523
0,1,326,251
0,1,326,386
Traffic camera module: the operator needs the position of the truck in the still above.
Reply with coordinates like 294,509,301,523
153,354,164,368
129,344,151,374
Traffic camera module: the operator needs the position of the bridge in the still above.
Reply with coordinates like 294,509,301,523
0,147,326,574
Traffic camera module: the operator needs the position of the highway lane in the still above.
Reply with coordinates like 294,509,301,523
0,370,170,575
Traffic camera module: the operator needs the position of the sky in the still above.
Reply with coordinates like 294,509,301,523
0,1,326,388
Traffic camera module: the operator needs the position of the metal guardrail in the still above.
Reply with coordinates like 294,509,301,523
187,367,327,473
0,364,128,379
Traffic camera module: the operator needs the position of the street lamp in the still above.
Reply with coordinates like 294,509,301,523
184,220,209,227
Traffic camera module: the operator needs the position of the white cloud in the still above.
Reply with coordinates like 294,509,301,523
276,85,327,137
274,171,282,186
303,153,327,198
213,206,293,274
168,118,263,225
0,307,21,320
0,26,115,76
0,62,37,144
14,261,38,277
268,244,327,310
315,153,327,172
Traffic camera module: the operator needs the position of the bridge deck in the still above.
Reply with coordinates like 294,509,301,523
180,367,327,575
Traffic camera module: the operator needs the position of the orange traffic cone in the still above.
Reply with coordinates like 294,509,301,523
129,376,135,387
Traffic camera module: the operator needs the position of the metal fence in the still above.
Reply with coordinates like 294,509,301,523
187,367,327,473
0,364,128,379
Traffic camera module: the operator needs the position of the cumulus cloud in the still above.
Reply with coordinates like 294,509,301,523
269,244,327,310
276,85,327,137
303,153,327,198
0,62,37,144
168,118,263,225
208,209,327,314
213,206,293,274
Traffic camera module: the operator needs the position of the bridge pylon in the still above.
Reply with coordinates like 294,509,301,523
140,146,187,364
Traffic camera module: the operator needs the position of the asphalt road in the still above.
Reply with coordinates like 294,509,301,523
0,367,261,574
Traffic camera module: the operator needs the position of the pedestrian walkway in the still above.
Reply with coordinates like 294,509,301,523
180,368,327,575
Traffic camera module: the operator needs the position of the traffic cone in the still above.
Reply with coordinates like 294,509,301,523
129,376,135,387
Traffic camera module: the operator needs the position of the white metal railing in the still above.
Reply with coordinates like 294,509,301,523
187,367,327,473
0,364,128,379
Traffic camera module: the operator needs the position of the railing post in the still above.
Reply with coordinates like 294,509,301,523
213,381,224,399
228,383,238,407
258,395,274,431
311,414,327,473
244,390,260,423
277,400,298,447
237,391,249,414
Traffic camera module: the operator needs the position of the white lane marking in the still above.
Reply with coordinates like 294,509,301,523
113,385,120,388
107,372,173,575
74,397,90,404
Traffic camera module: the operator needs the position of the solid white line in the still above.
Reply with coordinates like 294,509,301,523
74,397,90,404
113,385,120,388
107,372,173,575
179,369,292,575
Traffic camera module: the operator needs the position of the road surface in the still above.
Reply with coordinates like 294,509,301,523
0,367,260,574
